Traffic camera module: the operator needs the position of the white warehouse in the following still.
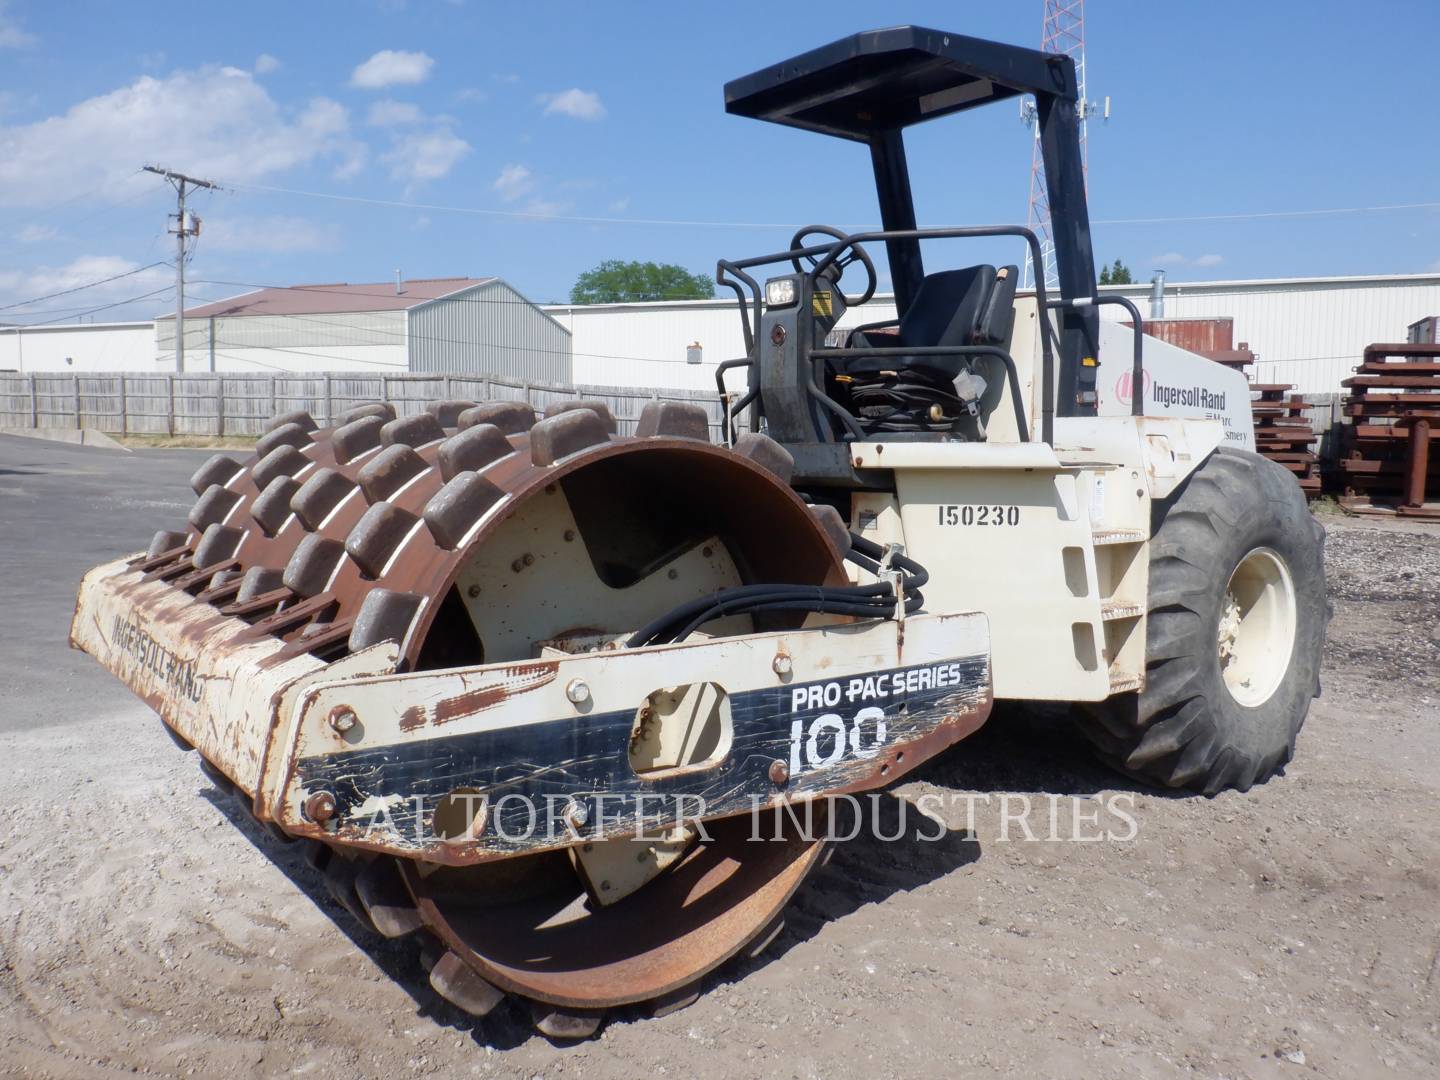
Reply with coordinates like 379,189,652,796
156,276,572,382
9,271,1437,401
544,271,1440,395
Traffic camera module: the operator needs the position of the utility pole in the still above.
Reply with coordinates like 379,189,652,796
144,166,216,372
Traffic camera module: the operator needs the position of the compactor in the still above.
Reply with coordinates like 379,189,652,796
72,27,1327,1039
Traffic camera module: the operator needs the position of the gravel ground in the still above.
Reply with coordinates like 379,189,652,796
0,438,1437,1079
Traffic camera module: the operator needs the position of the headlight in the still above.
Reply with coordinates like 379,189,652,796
765,278,797,308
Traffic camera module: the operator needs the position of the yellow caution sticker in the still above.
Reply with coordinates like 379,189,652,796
1081,355,1098,367
811,290,833,317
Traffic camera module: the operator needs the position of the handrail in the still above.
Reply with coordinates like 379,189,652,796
719,223,1062,445
715,260,764,360
807,225,1055,444
714,357,758,444
1047,294,1146,418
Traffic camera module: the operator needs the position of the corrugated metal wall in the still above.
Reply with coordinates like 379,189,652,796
409,280,571,383
548,275,1440,395
1098,276,1440,392
156,311,410,372
158,310,408,350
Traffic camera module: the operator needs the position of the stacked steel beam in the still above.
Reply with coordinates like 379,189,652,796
1337,343,1440,518
1172,329,1321,496
1248,384,1322,495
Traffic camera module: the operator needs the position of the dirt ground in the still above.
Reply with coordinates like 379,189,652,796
1,437,1437,1079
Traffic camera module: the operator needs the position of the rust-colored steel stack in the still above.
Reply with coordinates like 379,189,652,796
1337,343,1440,518
1247,384,1322,495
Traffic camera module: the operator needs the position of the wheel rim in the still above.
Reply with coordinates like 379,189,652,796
1217,546,1297,707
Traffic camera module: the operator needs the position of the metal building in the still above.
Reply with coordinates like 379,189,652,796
157,277,571,382
1099,273,1440,392
545,272,1440,395
0,321,154,373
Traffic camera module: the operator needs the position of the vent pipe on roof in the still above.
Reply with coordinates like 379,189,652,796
395,269,404,296
1149,270,1166,319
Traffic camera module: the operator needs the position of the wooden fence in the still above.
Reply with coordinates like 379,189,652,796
0,371,726,440
0,372,1345,467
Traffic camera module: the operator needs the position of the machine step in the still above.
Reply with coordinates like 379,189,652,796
1108,672,1143,694
1100,600,1144,621
1092,529,1146,547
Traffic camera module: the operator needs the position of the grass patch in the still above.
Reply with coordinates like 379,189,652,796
1309,494,1357,518
116,434,259,450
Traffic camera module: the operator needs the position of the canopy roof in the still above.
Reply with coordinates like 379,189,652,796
724,25,1076,142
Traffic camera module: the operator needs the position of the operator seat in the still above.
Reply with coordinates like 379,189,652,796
842,264,1018,382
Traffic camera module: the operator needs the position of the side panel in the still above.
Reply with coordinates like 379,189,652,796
873,444,1113,702
1054,414,1226,500
859,420,1225,702
1095,321,1256,452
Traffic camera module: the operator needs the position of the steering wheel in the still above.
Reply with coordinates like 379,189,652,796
788,224,877,308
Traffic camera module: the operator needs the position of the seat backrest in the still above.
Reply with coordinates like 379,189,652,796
979,265,1018,345
898,264,1017,349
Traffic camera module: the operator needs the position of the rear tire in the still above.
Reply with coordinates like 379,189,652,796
1076,448,1328,795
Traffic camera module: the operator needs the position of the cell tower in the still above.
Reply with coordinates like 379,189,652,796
1022,0,1105,290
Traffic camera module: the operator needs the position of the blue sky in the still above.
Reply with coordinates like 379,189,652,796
2,0,1439,323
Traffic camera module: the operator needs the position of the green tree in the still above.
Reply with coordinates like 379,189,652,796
1098,258,1133,285
569,260,715,304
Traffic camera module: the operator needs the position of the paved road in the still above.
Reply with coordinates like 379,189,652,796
0,434,213,732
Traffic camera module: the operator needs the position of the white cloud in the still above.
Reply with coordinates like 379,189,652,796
539,88,606,121
0,255,171,316
349,49,434,90
524,197,571,219
367,99,423,127
607,197,630,215
492,163,533,202
17,223,56,243
454,87,489,105
254,53,281,74
383,127,469,184
362,100,467,186
0,66,362,207
0,90,27,118
201,215,340,253
1151,251,1224,269
0,1,35,48
492,72,520,85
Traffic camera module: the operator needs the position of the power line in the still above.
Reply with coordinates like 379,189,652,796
0,260,169,312
186,296,709,368
5,286,174,328
1092,201,1440,226
220,176,1440,232
0,172,146,230
186,276,722,308
178,283,713,367
217,179,809,230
